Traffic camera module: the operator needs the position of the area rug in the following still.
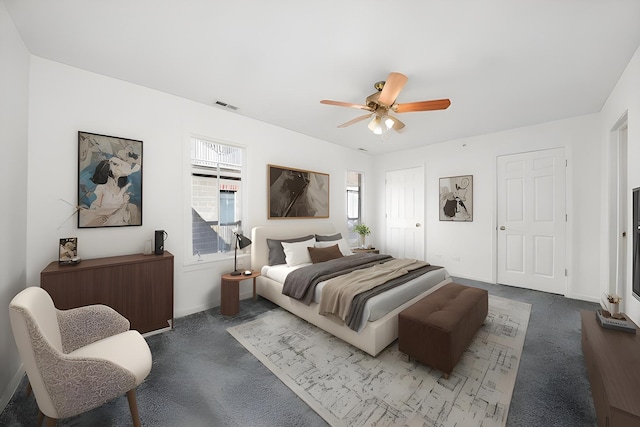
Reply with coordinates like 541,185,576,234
228,295,531,427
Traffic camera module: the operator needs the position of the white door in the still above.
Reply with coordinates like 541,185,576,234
385,167,424,260
497,148,566,294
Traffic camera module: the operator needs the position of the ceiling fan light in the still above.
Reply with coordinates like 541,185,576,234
368,116,381,133
373,126,383,135
384,117,394,129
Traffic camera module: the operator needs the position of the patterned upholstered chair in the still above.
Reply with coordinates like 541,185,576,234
9,287,152,427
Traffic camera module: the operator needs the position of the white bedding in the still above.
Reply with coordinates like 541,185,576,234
261,259,450,333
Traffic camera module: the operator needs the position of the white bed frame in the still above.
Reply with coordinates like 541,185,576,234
250,224,450,356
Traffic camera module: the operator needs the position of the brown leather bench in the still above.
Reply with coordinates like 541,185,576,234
398,282,488,378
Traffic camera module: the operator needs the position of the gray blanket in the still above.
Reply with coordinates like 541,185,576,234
282,253,392,305
282,253,444,331
345,264,443,330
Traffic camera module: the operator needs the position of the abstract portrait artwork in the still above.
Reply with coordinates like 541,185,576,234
78,131,143,228
439,175,473,221
268,165,329,219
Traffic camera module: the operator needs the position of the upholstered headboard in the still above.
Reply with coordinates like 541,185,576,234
250,223,336,271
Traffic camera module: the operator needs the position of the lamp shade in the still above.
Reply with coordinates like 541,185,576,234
236,233,252,249
231,232,252,275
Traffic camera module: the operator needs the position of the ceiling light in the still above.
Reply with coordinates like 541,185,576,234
368,114,394,136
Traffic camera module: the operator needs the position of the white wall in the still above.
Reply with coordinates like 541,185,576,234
25,57,374,318
0,0,30,411
373,113,603,302
600,45,640,325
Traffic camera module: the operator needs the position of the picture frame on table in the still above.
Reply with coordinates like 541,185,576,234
59,237,78,264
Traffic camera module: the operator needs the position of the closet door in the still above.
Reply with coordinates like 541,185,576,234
497,148,566,294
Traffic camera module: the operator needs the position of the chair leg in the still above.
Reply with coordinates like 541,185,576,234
126,389,142,427
36,410,44,427
44,415,56,427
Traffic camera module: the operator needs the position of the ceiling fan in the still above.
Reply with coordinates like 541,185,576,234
320,72,450,135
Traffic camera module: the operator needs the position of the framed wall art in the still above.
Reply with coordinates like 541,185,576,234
78,131,143,228
268,164,329,219
439,175,473,221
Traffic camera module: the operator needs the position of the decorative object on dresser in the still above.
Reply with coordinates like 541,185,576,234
439,175,473,221
268,164,329,219
154,230,167,255
40,252,174,334
228,294,530,427
581,310,640,426
9,287,152,427
78,131,143,228
231,232,252,276
595,309,636,333
58,237,79,264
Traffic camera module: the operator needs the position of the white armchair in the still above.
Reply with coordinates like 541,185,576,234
9,287,152,426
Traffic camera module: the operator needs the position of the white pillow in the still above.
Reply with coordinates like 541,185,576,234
315,238,353,256
282,237,316,266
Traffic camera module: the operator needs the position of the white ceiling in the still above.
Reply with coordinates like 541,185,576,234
5,0,640,154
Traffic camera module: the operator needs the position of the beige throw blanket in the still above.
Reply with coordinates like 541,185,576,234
318,258,429,323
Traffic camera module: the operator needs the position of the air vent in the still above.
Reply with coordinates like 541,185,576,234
213,100,239,111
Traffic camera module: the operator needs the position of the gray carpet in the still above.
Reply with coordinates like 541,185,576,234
0,277,598,426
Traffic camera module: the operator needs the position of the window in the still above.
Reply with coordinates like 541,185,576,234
190,137,244,259
346,171,363,247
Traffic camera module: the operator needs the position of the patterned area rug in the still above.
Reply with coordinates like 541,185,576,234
228,295,531,427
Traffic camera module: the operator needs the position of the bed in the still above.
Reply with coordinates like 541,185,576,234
250,224,451,356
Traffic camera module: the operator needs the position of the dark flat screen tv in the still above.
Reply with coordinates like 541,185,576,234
634,187,640,301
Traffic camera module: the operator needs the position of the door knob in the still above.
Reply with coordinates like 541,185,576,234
416,223,421,227
500,226,505,230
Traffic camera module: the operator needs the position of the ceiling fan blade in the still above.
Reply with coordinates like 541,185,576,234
394,98,451,113
378,72,408,107
338,113,374,128
321,100,372,111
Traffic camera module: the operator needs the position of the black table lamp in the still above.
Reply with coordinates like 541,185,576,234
231,232,252,276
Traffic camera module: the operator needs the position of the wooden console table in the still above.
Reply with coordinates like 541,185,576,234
41,252,174,334
581,310,640,426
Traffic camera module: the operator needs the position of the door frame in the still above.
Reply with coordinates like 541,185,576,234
608,112,629,300
495,147,569,295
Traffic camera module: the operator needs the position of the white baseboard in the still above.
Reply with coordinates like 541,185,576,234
0,364,25,415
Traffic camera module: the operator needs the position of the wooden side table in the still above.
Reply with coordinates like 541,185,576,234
220,271,261,316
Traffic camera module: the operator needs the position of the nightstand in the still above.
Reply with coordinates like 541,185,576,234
220,271,261,316
352,248,380,254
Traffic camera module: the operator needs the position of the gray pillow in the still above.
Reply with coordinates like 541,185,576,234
267,235,314,265
315,233,342,242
